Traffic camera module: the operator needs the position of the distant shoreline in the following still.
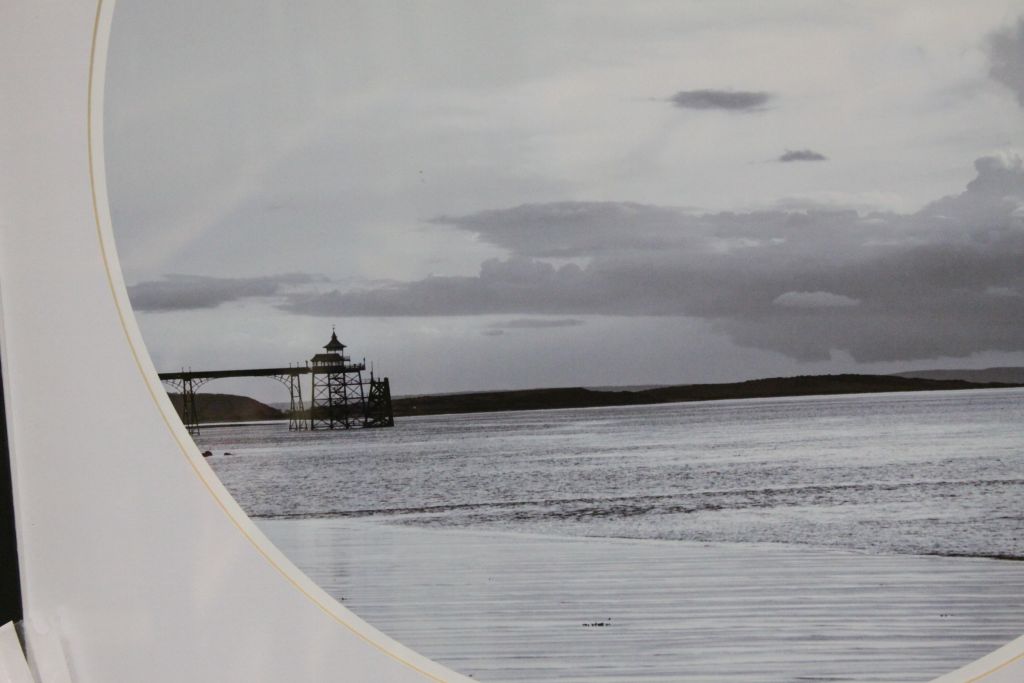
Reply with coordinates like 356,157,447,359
172,373,1023,423
391,374,1021,418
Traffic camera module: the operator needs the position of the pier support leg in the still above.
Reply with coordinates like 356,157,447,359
288,374,306,431
181,377,200,436
363,376,394,428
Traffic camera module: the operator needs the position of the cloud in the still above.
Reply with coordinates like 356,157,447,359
668,89,772,111
286,258,591,317
128,273,324,312
282,155,1024,362
429,202,703,258
988,18,1024,106
766,191,905,213
778,149,828,162
772,291,860,308
488,318,586,330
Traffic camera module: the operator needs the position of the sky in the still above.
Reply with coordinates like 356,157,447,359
105,1,1024,402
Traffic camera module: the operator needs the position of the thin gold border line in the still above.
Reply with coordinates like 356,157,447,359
962,650,1024,683
85,2,450,679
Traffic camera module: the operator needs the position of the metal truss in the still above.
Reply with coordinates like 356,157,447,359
160,372,212,436
309,362,366,430
158,343,394,434
363,375,394,428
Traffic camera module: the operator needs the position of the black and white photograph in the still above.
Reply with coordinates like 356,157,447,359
1,2,1023,681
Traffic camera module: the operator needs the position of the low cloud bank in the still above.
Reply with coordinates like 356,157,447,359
286,155,1024,362
128,273,322,311
487,318,586,330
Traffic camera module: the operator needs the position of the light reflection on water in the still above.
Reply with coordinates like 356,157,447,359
203,388,1024,559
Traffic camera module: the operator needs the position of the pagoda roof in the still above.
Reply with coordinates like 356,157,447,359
323,330,346,351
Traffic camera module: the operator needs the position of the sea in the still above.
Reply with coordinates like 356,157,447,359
200,388,1024,682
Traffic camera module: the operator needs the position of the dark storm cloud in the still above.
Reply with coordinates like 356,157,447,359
282,155,1024,362
778,149,828,162
669,89,772,111
989,17,1024,106
128,273,324,311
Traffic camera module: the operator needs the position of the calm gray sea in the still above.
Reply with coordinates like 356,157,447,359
200,388,1024,682
203,388,1024,559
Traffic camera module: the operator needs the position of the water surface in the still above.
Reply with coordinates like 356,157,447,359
205,388,1024,559
199,388,1024,681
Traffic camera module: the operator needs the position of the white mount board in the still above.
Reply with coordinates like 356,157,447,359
0,1,1019,681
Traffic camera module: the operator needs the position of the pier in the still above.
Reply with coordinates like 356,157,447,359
159,330,394,434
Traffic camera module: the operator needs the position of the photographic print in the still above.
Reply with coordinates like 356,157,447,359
105,2,1024,681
